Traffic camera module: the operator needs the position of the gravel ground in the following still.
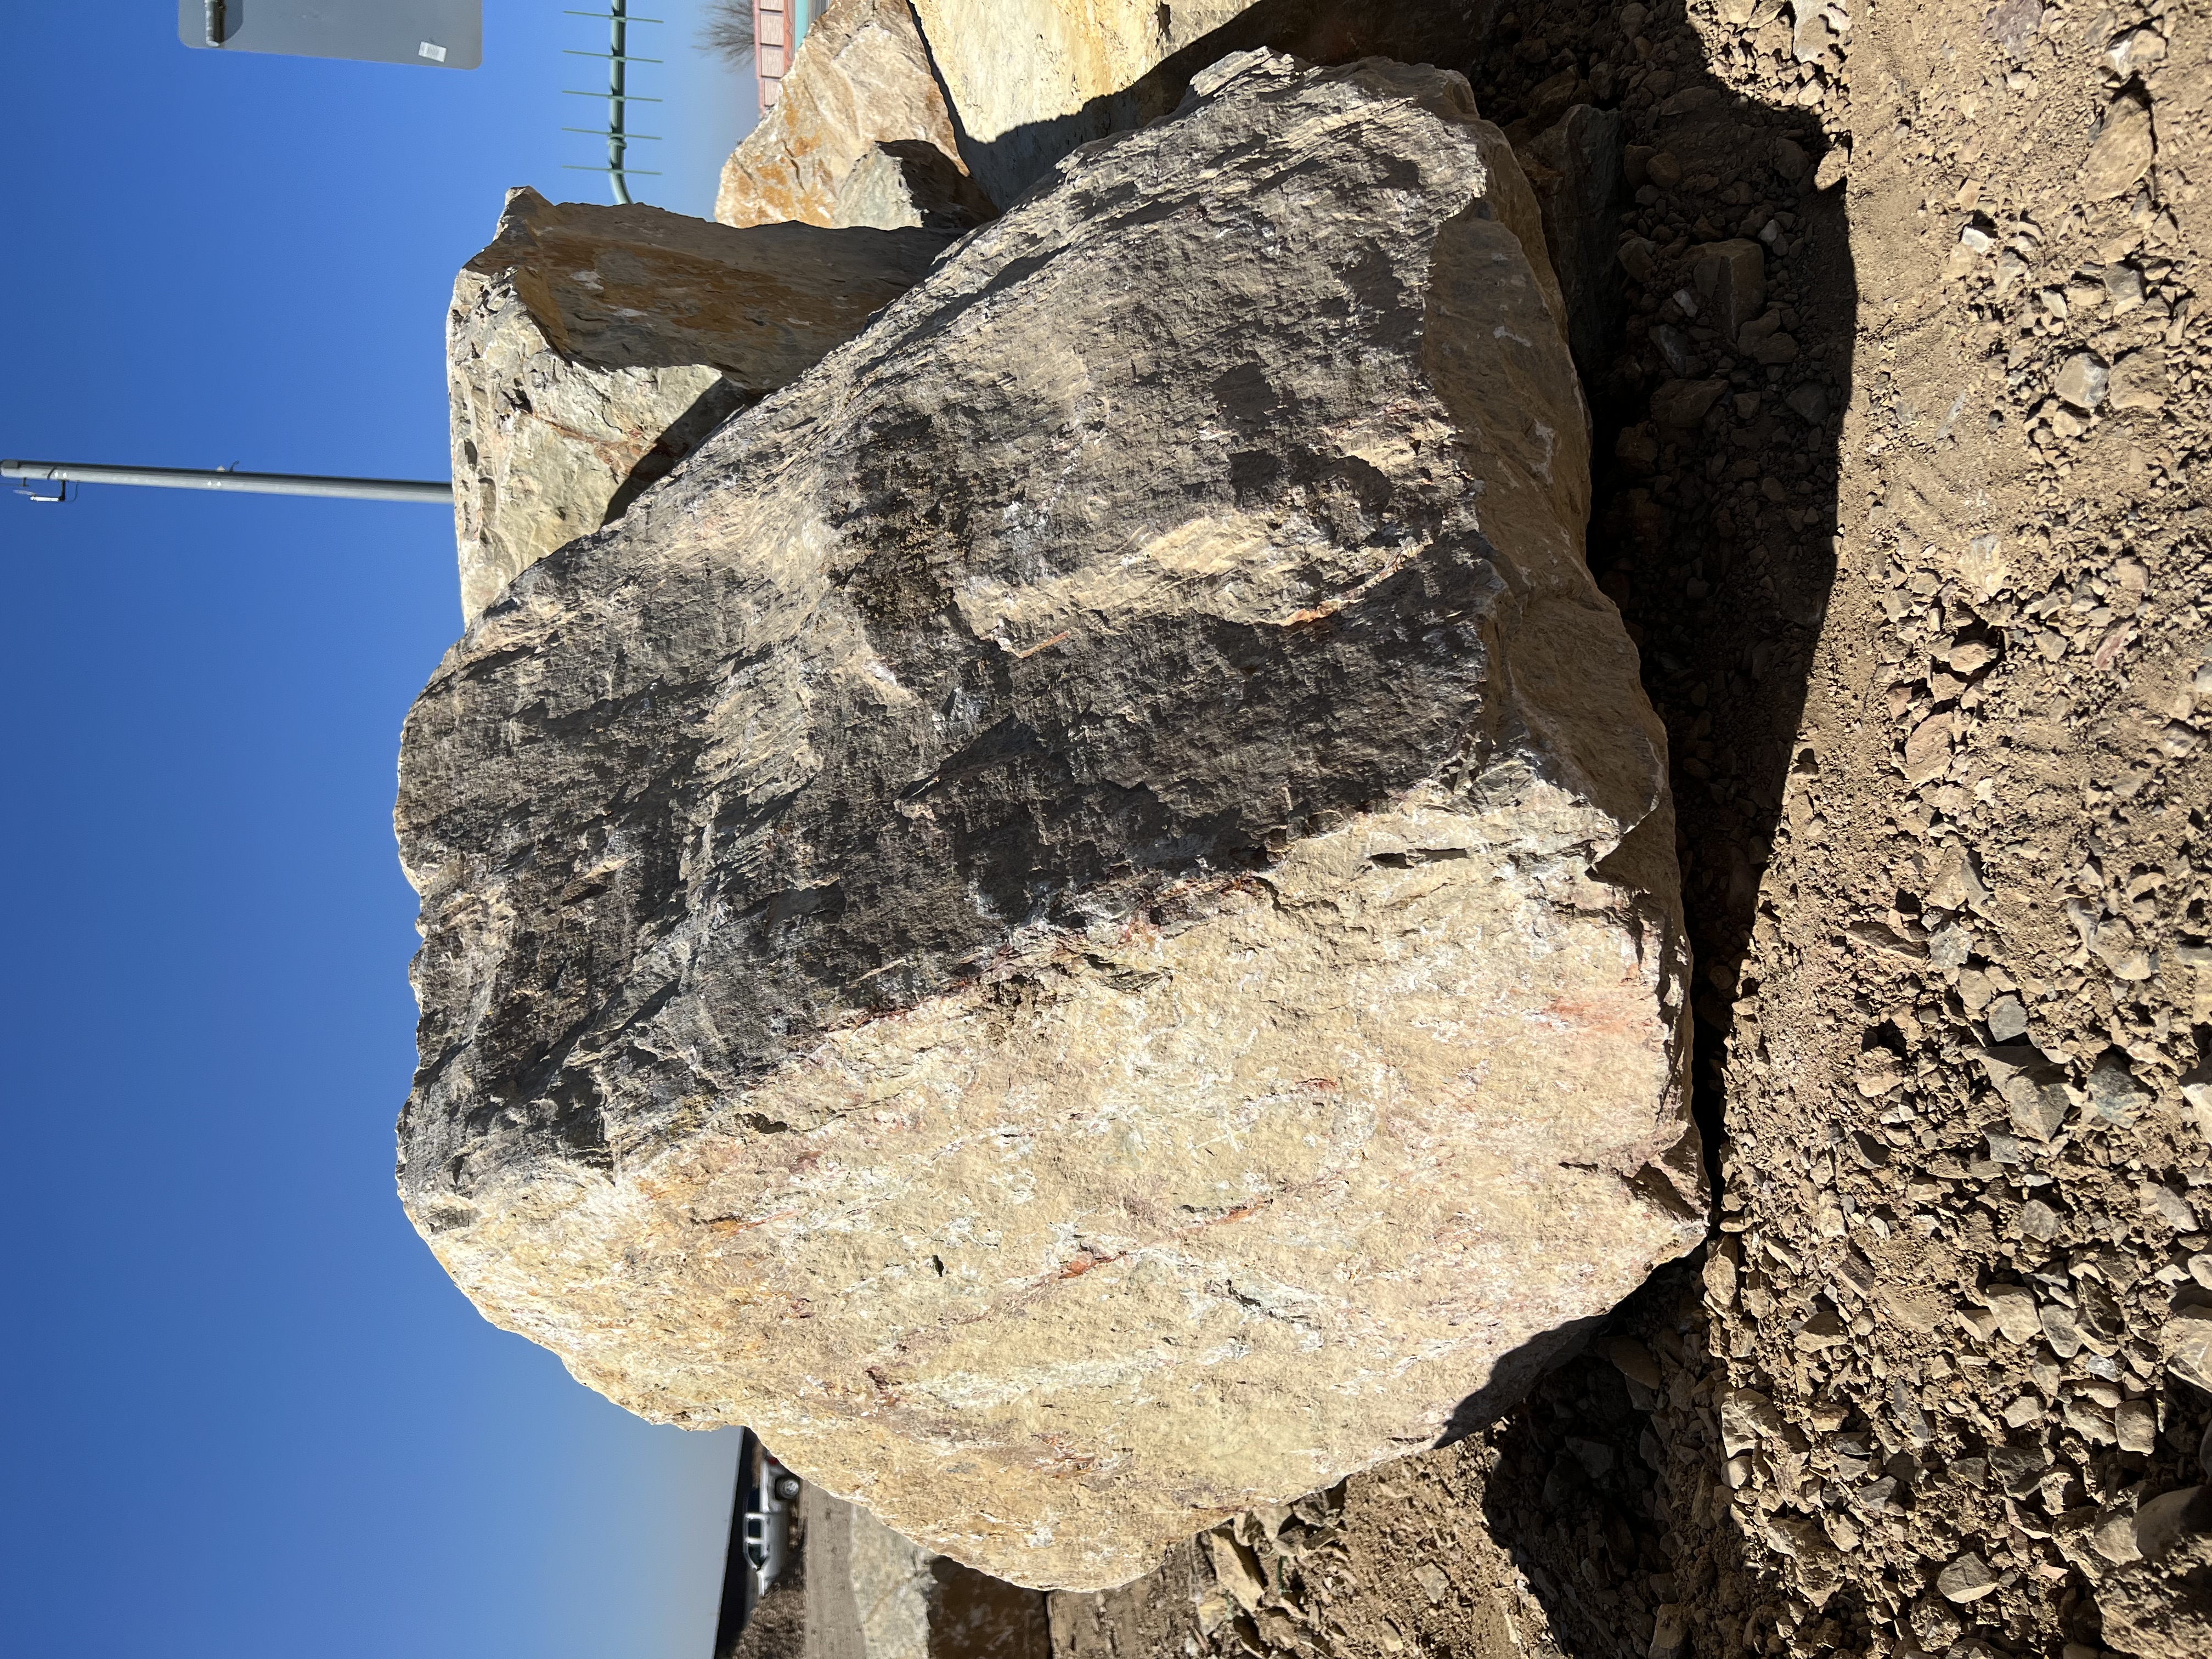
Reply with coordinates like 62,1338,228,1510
1044,0,2212,1654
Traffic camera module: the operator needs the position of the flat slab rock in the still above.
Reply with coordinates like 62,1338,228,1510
448,188,950,622
399,52,1701,1589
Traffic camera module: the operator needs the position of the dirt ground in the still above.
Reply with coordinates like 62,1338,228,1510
1036,0,2212,1655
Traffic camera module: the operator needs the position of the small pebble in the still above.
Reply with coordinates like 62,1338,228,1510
1937,1550,1999,1602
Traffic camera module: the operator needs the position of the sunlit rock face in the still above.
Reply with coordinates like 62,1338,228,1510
715,0,970,230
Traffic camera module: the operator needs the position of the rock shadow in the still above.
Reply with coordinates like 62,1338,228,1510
602,376,758,528
1430,0,1859,1651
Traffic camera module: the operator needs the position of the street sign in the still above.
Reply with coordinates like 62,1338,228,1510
177,1,481,69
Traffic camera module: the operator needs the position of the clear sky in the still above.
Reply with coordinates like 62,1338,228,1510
2,7,758,1658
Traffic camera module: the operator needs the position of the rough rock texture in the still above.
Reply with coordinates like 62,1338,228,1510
715,0,968,229
828,140,997,234
909,0,1256,206
447,188,951,622
401,52,1700,1588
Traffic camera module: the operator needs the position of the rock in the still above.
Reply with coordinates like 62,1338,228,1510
1985,1283,2041,1344
1903,712,1956,785
716,0,970,228
1649,1601,1688,1659
1694,239,1768,339
2098,1530,2212,1659
2165,1306,2212,1392
1792,3,1838,63
2117,1398,2158,1455
1981,0,2044,54
1786,383,1830,424
2089,1049,2152,1123
830,140,998,234
1813,144,1849,190
1521,105,1626,377
1722,1388,1782,1457
1651,324,1701,377
445,188,951,623
2054,352,2110,411
910,0,1254,206
1973,1042,2071,1140
2079,89,2157,201
397,53,1698,1591
1651,377,1728,427
2142,1181,2202,1233
1773,137,1809,181
2108,349,2168,413
1938,1550,1999,1602
1204,1531,1266,1613
2107,26,2168,76
1607,1336,1662,1392
1926,845,1991,912
1985,993,2030,1041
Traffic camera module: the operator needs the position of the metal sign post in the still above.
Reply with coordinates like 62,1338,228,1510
4,459,452,506
177,1,481,69
562,4,662,204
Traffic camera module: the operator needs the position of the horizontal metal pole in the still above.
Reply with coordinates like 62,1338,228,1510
562,127,662,138
3,459,451,504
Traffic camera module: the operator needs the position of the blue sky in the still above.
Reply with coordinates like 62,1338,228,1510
2,7,759,1657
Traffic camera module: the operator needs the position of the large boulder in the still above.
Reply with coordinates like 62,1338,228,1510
447,188,951,622
716,0,972,229
400,52,1700,1589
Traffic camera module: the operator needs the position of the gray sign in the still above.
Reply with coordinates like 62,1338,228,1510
178,1,481,69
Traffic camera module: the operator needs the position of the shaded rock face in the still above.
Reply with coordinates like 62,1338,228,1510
1517,104,1626,382
830,140,997,234
716,0,969,229
400,53,1699,1589
447,188,951,622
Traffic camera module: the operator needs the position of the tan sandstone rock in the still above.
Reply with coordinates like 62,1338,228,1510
715,0,967,228
447,187,949,622
910,0,1255,206
401,52,1699,1589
